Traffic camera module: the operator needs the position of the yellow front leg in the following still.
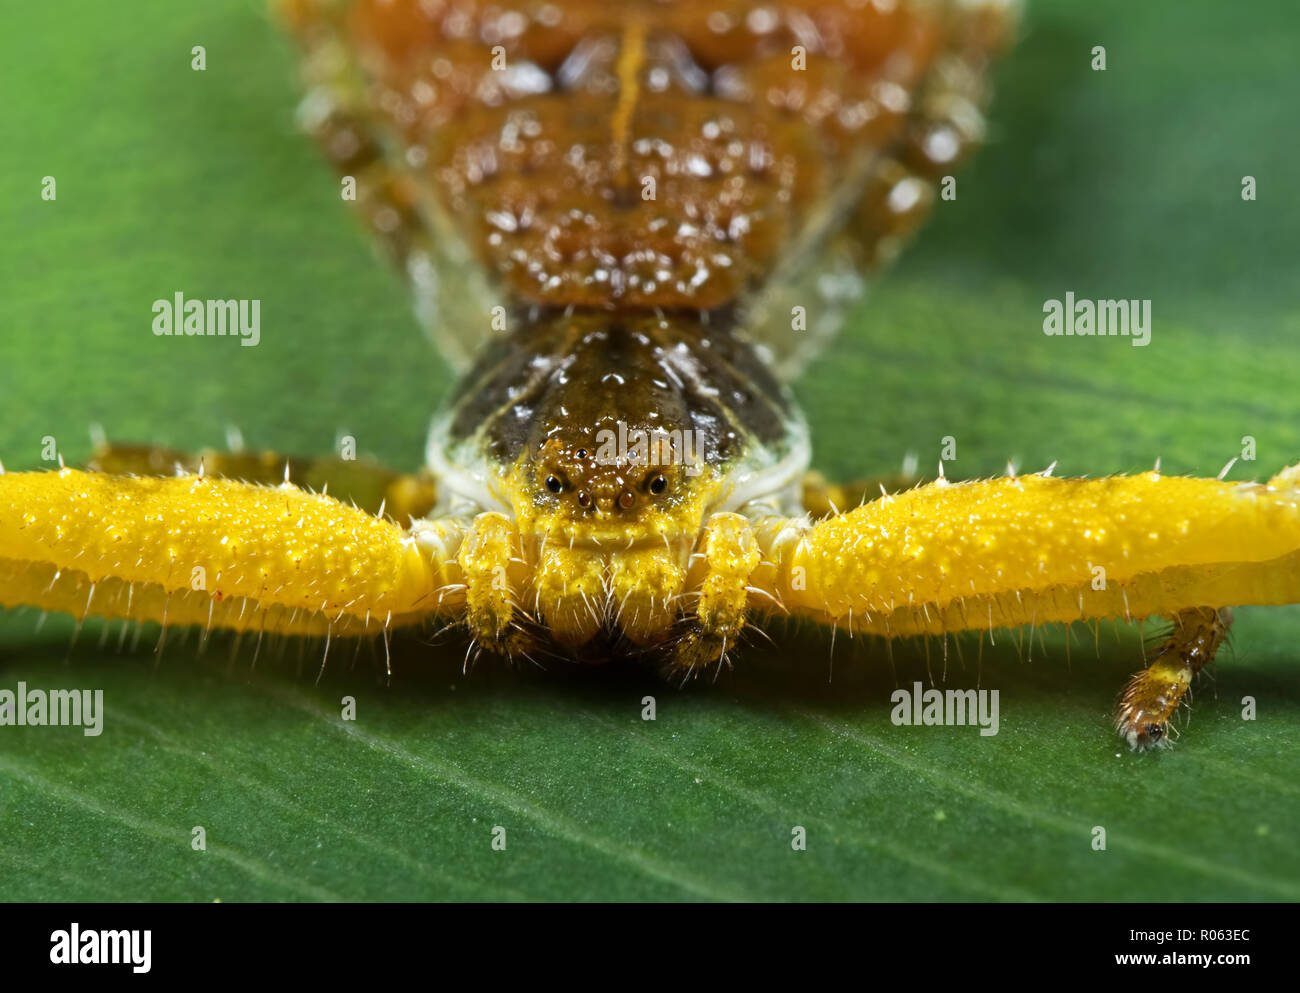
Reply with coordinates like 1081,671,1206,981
754,463,1300,747
0,468,442,637
772,467,1300,632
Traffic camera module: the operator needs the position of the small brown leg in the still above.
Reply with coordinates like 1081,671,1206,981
801,469,929,519
84,443,436,525
1115,607,1232,750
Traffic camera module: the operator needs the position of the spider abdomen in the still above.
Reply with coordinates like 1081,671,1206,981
282,0,1017,371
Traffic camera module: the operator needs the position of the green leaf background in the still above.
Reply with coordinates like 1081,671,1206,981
1,1,1297,901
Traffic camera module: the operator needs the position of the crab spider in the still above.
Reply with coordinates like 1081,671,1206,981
4,445,1299,749
5,0,1298,750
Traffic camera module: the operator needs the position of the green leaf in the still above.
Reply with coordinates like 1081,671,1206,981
1,0,1297,901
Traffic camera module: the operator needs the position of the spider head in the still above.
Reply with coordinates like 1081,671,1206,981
530,425,696,522
444,311,790,545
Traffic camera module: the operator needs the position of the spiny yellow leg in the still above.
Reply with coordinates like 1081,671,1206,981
771,467,1300,629
0,468,451,642
753,464,1300,747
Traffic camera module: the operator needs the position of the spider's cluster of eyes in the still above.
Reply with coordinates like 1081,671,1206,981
543,445,670,511
536,422,706,508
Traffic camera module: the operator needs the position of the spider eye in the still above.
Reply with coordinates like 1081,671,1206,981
545,475,563,494
649,474,667,495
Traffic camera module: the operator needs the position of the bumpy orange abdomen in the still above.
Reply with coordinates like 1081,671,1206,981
286,0,1016,315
